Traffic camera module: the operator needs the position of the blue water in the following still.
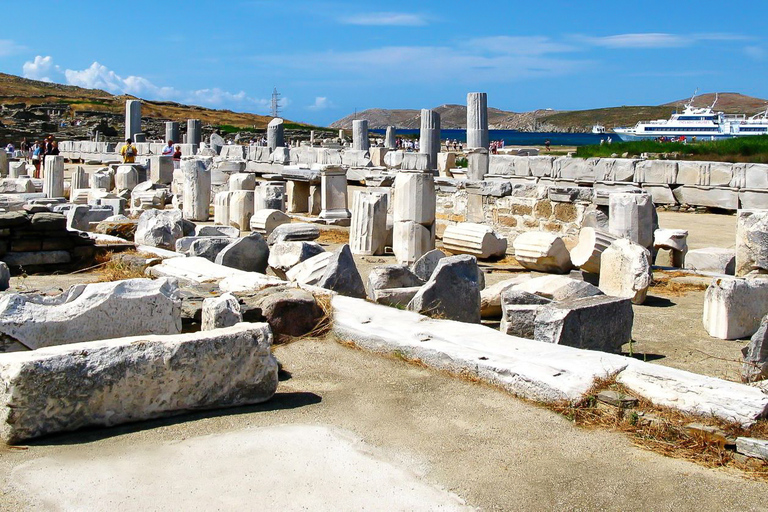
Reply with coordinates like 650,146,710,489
369,129,607,147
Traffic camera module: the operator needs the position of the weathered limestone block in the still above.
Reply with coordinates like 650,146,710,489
393,171,435,225
736,437,768,461
134,209,185,250
384,150,404,169
285,251,334,285
480,275,533,318
43,155,64,198
341,149,372,168
745,163,768,189
367,265,424,301
407,254,481,323
350,191,387,256
654,228,688,268
266,222,320,244
267,118,284,151
71,166,88,191
270,147,291,165
466,148,489,181
255,181,285,212
214,191,234,226
187,237,233,262
599,238,652,304
115,165,139,192
182,159,211,221
0,323,277,444
66,205,113,231
419,109,441,170
466,92,489,149
593,158,637,182
703,276,768,339
742,314,768,383
513,275,603,302
400,153,430,171
569,227,618,274
685,247,735,275
374,287,422,308
554,157,594,181
0,278,181,350
315,244,366,298
534,295,634,353
411,249,446,281
195,225,240,238
740,189,768,210
672,185,739,210
393,221,434,266
91,168,114,190
499,290,551,338
201,293,243,330
0,178,35,194
149,156,173,185
215,233,269,273
267,241,325,279
228,190,255,231
229,173,256,191
250,209,291,236
8,161,25,179
736,209,768,276
609,192,654,248
369,147,389,167
634,160,678,184
286,181,310,213
437,152,457,177
528,156,555,177
513,232,572,273
442,222,507,259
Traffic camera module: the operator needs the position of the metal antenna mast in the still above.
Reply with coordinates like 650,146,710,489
271,87,281,118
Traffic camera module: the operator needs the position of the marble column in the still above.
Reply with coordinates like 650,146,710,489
466,92,489,149
267,118,285,151
350,191,388,256
352,120,369,151
43,155,64,198
182,159,211,221
71,165,88,190
125,100,141,141
187,119,202,147
319,165,351,224
165,121,180,143
385,126,396,149
419,109,441,170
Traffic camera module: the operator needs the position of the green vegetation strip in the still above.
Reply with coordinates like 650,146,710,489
575,135,768,163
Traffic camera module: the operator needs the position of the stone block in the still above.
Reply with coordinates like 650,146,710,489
195,225,240,238
66,205,114,232
182,159,211,221
410,249,446,281
228,190,255,231
267,241,325,279
407,254,481,323
740,189,768,210
741,314,768,383
641,184,677,205
744,163,768,189
373,287,422,308
400,153,430,171
315,244,366,299
569,228,617,274
0,323,277,444
534,295,634,353
480,275,533,318
201,293,243,330
266,222,320,244
703,276,768,339
367,265,424,301
250,209,291,236
513,231,572,273
0,278,181,350
442,222,507,259
736,209,768,276
286,180,310,213
499,290,551,338
599,238,652,304
187,237,233,262
593,158,637,182
215,232,269,273
735,437,768,461
229,173,256,191
609,192,654,248
393,220,434,266
672,185,739,210
350,191,387,256
685,247,735,275
513,274,603,302
653,228,688,268
134,209,185,250
148,156,173,185
634,160,677,184
115,165,139,192
285,251,334,285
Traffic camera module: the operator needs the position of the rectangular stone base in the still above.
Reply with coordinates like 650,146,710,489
672,185,739,210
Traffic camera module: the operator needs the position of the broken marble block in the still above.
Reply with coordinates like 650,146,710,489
267,241,325,279
195,225,240,238
201,293,243,330
685,247,735,275
315,244,366,299
215,232,270,273
598,238,652,305
250,209,291,236
534,295,634,353
349,190,387,256
442,222,508,259
285,251,334,285
513,232,572,273
735,209,768,277
410,249,446,281
187,237,233,262
393,220,434,266
407,254,481,323
609,192,654,249
703,276,768,340
134,208,187,250
229,173,256,191
228,190,255,231
266,222,320,244
653,228,688,268
182,159,211,221
480,275,533,318
367,265,424,301
115,165,139,192
0,323,278,444
66,205,114,232
569,227,618,275
499,289,551,338
0,278,181,350
513,275,604,302
742,314,768,383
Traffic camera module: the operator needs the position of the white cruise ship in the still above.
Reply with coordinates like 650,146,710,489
613,93,768,142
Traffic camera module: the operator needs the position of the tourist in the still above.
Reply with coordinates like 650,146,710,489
162,140,175,156
31,141,42,177
20,138,30,160
545,139,551,152
48,141,60,156
5,142,14,155
172,145,182,161
120,138,137,163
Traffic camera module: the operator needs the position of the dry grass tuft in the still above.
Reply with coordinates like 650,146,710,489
272,291,335,346
97,251,153,282
315,229,351,245
650,271,709,296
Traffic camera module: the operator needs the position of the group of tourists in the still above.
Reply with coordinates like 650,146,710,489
119,139,183,164
5,137,61,178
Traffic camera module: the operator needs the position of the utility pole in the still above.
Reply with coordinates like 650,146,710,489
271,87,281,118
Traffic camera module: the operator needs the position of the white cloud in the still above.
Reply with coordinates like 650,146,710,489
0,39,26,57
22,55,59,82
307,96,332,111
340,12,427,26
467,36,576,55
20,55,273,113
744,45,766,61
579,32,749,49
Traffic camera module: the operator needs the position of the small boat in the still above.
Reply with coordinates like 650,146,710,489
591,124,606,134
614,91,768,142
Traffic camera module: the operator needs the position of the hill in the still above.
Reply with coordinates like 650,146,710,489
0,72,299,143
331,93,768,133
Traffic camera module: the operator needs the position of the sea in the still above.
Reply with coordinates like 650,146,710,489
369,129,607,147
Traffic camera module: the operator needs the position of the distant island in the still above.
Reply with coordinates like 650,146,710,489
330,93,768,133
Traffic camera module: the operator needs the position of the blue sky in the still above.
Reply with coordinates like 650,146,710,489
1,0,766,126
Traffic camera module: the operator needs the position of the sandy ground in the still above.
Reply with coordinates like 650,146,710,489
2,339,767,511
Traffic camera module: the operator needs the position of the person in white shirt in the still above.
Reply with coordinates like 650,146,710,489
162,140,175,156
